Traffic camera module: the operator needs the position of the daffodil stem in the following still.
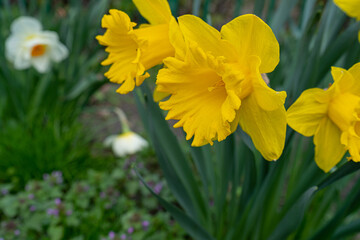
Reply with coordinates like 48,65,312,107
114,108,131,133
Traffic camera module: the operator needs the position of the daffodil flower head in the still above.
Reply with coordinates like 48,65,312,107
96,0,175,94
287,62,360,172
104,132,149,158
104,108,148,158
5,16,68,73
156,14,287,161
333,0,360,41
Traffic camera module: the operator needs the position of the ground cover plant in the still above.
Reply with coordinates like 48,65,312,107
1,0,360,240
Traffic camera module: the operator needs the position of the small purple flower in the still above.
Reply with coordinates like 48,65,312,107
0,237,4,240
47,208,59,216
28,193,34,200
55,198,61,205
66,210,72,216
1,189,9,195
142,220,150,230
53,171,63,184
120,234,127,240
100,191,106,199
154,183,163,194
29,205,36,212
108,231,115,239
43,173,50,181
14,229,20,235
127,227,134,234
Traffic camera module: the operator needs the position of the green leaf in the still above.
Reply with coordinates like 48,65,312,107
332,219,360,239
267,187,317,240
135,168,215,240
135,84,208,226
48,225,64,240
317,161,360,190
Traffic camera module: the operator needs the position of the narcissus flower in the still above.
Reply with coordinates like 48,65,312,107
287,63,360,172
5,16,68,73
334,0,360,40
105,132,149,157
104,108,148,157
97,0,175,94
156,14,287,161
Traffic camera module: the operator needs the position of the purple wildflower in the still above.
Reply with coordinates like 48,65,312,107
1,189,8,195
142,220,150,230
100,191,106,199
66,210,73,216
28,194,34,200
47,208,59,216
43,173,50,181
29,205,36,212
121,234,127,240
127,227,134,234
108,231,115,239
53,171,63,184
55,198,61,205
14,229,20,236
154,183,163,194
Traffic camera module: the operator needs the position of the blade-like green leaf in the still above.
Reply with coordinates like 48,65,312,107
135,168,215,240
267,187,318,240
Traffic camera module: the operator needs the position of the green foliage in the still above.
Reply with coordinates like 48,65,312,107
0,0,111,186
0,159,185,240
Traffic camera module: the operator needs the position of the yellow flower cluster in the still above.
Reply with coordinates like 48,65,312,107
97,0,360,172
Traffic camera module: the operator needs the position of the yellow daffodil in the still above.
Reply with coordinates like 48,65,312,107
156,14,287,161
287,63,360,172
334,0,360,41
96,0,175,94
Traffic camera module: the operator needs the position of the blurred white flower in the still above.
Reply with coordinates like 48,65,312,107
104,108,148,157
104,132,148,157
5,16,68,73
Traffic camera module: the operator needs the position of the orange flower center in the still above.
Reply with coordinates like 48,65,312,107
31,44,46,57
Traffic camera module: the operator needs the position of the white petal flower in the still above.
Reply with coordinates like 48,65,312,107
5,16,68,73
104,132,149,157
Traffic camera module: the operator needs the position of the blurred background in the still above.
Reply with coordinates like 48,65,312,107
1,0,360,239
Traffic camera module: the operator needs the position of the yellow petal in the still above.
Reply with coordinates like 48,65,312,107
134,23,174,69
287,88,328,137
334,0,360,20
221,14,279,73
238,93,286,161
348,62,360,79
341,132,360,163
153,86,170,102
132,0,172,25
314,117,346,172
331,65,360,96
96,10,143,94
177,15,238,61
168,17,186,60
96,9,174,94
248,56,286,111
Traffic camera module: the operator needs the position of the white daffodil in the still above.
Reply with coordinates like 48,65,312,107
104,132,149,157
5,16,68,73
104,108,148,157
